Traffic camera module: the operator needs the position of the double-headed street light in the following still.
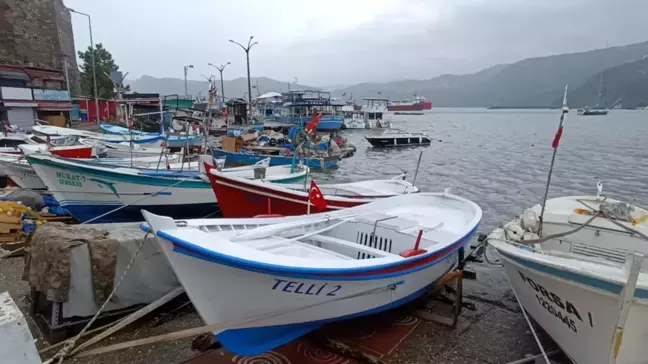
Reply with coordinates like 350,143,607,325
208,62,231,105
229,36,258,114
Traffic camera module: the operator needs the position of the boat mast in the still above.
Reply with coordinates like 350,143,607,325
538,85,569,236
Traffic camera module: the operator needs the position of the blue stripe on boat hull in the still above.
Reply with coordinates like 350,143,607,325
215,270,448,356
497,248,648,299
62,202,220,223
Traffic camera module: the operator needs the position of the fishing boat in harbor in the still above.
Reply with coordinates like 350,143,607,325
25,153,310,222
99,123,203,148
79,138,167,159
365,129,431,147
213,148,340,169
206,168,418,217
27,154,218,223
141,192,482,355
32,125,166,146
387,93,432,112
487,194,648,364
342,98,391,129
274,90,344,131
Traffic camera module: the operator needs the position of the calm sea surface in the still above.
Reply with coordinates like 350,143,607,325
313,108,648,232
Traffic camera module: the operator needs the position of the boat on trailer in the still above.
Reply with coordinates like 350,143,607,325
141,192,482,356
365,129,431,147
206,167,419,217
487,195,648,364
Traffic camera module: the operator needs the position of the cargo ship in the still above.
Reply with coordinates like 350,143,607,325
387,93,432,111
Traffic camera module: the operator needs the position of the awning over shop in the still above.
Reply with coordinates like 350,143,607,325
37,102,73,111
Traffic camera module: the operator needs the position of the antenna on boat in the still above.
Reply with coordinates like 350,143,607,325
412,151,423,186
538,85,569,236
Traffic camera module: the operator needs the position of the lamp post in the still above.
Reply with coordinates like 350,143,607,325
208,62,231,105
229,36,258,114
68,8,99,123
183,65,194,99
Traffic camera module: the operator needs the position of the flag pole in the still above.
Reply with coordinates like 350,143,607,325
307,183,312,215
538,84,569,236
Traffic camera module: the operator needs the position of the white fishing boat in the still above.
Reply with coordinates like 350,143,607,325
341,98,392,129
32,125,166,146
26,154,309,222
99,123,203,148
487,194,648,364
141,192,482,356
0,154,185,191
79,138,167,159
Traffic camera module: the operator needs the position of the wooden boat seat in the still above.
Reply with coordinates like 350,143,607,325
243,236,353,260
355,213,443,231
308,234,402,259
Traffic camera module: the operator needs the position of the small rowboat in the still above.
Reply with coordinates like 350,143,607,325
141,192,482,356
206,167,418,217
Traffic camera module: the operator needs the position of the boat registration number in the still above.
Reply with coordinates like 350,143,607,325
517,270,594,333
56,172,85,188
271,279,342,297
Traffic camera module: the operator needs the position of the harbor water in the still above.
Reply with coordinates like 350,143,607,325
318,108,648,233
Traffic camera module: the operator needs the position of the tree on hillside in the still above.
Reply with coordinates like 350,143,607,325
78,43,130,99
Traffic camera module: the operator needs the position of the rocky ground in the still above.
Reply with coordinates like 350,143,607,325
1,250,569,364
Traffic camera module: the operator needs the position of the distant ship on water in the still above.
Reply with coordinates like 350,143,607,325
387,93,432,111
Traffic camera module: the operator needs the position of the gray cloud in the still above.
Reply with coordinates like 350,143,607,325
65,0,648,87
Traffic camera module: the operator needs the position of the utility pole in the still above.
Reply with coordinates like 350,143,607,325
184,64,194,98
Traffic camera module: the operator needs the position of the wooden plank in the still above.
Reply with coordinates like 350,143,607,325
0,215,21,224
0,222,23,230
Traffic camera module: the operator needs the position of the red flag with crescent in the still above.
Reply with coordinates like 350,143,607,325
309,180,327,210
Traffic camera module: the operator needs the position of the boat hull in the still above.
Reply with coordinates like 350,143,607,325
0,161,46,190
152,230,469,356
28,156,218,223
366,136,431,147
212,149,338,169
49,146,94,159
491,243,648,364
387,101,431,111
207,172,370,217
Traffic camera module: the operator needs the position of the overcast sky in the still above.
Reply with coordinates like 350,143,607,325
64,0,648,87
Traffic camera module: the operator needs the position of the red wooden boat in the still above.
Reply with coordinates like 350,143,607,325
205,164,419,218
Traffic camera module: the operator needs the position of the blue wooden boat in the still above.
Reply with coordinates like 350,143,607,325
100,123,203,148
213,149,339,169
274,91,344,131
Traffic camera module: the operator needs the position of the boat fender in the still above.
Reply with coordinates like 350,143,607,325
521,208,539,233
253,214,284,218
400,230,428,258
505,221,525,242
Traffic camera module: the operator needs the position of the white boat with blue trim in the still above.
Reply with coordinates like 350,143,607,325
26,154,307,223
488,195,648,364
141,192,482,356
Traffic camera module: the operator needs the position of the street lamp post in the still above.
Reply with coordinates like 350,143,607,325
68,8,99,123
229,37,258,116
183,65,194,99
208,62,231,105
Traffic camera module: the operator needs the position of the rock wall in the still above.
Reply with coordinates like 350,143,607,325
0,0,78,91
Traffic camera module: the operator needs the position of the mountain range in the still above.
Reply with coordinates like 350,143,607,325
127,40,648,108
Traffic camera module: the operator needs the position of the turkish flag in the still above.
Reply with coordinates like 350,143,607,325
129,123,134,131
309,180,328,211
